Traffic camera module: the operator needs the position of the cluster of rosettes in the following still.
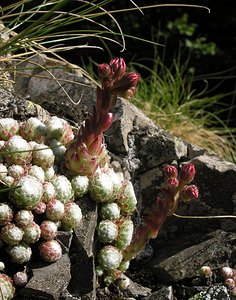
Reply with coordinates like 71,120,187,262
87,169,137,289
199,265,236,297
0,116,84,297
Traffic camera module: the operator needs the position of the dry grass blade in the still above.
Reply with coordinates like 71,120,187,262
173,213,236,219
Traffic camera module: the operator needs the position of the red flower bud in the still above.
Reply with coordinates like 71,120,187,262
225,278,235,289
166,177,179,191
181,185,199,201
97,63,112,79
112,72,140,99
109,57,126,81
165,165,178,178
221,267,234,279
99,113,113,132
199,266,212,277
179,163,195,184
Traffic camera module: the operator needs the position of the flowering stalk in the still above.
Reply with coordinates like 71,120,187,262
122,163,199,262
64,58,140,176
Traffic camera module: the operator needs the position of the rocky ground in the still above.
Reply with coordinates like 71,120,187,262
0,55,236,299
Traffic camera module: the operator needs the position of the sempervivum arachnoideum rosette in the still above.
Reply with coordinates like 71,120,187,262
9,175,43,210
0,273,15,300
0,115,83,299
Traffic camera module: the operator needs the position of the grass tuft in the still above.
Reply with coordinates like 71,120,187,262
130,53,236,162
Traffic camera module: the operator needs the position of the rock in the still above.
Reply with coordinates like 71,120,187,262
67,195,97,300
188,285,231,300
17,254,71,300
106,98,188,174
192,154,236,214
56,231,73,253
143,286,175,300
13,55,95,123
122,279,152,299
0,87,50,121
148,230,236,284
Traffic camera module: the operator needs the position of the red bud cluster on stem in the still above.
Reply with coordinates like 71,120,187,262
64,58,140,176
122,162,199,263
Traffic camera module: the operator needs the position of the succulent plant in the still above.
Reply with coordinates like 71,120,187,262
0,115,85,300
13,271,28,286
116,181,137,216
0,273,15,300
0,203,13,226
1,223,24,245
61,202,82,230
10,175,43,210
0,58,141,294
49,139,66,165
100,202,121,220
28,165,45,183
7,164,25,180
71,175,89,198
106,168,123,199
98,245,123,271
0,118,19,141
3,135,32,165
52,175,74,204
97,220,118,244
221,267,234,279
44,166,55,181
40,220,58,240
7,242,32,264
64,58,139,177
39,240,62,262
14,210,34,227
31,143,55,170
33,201,47,214
199,266,213,277
88,172,113,203
0,261,5,271
0,163,8,181
115,218,134,250
116,274,130,291
46,199,65,221
19,117,48,143
42,181,56,203
45,116,74,145
22,221,41,244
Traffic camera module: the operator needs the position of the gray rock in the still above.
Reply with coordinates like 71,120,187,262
67,195,97,300
143,286,175,300
122,279,152,299
0,87,50,120
106,98,188,173
13,55,95,123
149,230,236,284
188,285,231,300
18,254,71,300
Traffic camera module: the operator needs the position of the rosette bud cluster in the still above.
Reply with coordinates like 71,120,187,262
19,117,48,143
39,240,62,262
45,116,74,145
0,273,15,300
0,118,19,140
3,135,32,165
0,203,13,225
0,116,83,298
91,168,137,288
